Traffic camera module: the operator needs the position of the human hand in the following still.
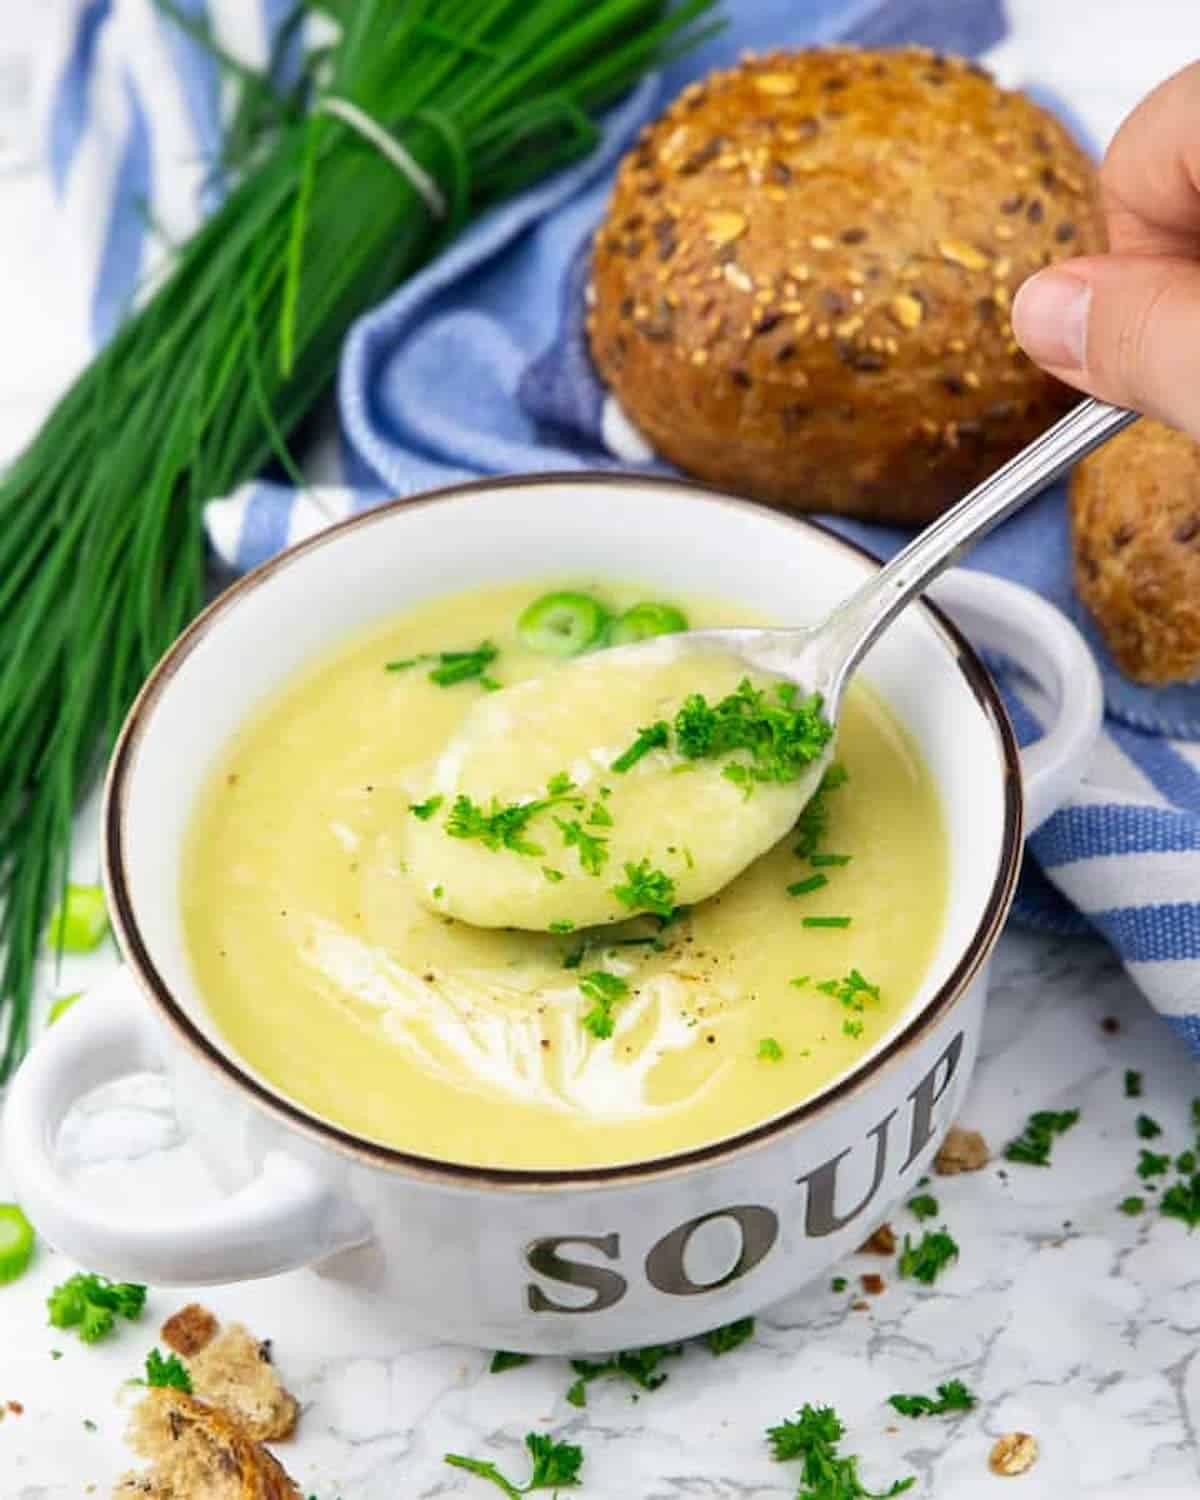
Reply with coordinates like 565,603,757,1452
1012,60,1200,439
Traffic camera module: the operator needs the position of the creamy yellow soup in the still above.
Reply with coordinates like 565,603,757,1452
182,580,948,1170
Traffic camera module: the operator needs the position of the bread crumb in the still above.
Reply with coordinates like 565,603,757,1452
858,1223,897,1255
935,1125,990,1175
860,1273,885,1296
989,1431,1039,1476
112,1389,302,1499
160,1304,218,1359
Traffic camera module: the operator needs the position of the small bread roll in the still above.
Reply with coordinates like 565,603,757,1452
1071,420,1200,684
588,46,1104,524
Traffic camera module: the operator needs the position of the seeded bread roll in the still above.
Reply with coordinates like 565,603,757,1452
587,46,1104,524
1071,420,1200,685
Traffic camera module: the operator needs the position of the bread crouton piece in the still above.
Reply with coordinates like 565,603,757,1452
112,1389,302,1500
160,1303,219,1359
934,1125,990,1175
186,1324,299,1441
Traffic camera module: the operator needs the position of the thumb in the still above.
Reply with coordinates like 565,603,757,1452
1011,254,1200,438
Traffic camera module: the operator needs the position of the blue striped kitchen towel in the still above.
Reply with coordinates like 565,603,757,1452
36,0,1200,1053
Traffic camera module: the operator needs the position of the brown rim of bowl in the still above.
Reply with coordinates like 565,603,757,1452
104,471,1023,1191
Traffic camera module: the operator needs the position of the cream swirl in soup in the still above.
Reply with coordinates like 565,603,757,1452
182,580,948,1170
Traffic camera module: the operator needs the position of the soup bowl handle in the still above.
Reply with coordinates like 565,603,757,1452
927,570,1103,831
3,965,372,1285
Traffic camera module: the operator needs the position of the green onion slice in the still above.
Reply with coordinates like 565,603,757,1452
0,1204,35,1283
607,601,689,646
47,993,83,1026
517,592,609,656
45,885,109,953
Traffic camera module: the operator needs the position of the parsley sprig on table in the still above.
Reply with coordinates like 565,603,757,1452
1003,1108,1080,1167
898,1230,959,1286
767,1404,913,1499
47,1273,146,1344
887,1379,975,1418
705,1317,755,1355
445,1433,583,1498
144,1348,192,1392
566,1344,683,1407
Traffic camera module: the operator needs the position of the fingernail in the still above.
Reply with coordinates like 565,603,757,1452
1011,270,1091,370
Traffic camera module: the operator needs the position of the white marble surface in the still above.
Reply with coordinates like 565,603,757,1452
4,927,1200,1499
2,3,1200,1497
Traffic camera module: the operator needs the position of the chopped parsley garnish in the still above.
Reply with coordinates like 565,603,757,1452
1178,1151,1197,1174
907,1193,939,1222
47,1274,146,1344
579,971,629,1039
843,1018,864,1039
887,1380,975,1419
758,1037,784,1061
611,720,669,773
409,795,444,821
612,859,676,919
1161,1175,1200,1229
1118,1196,1145,1216
542,867,564,882
767,1404,913,1499
1137,1149,1171,1179
790,974,810,989
898,1229,959,1285
1136,1114,1163,1140
144,1348,192,1392
1124,1070,1143,1098
831,1276,848,1293
446,795,546,856
445,1432,583,1498
816,970,880,1012
705,1317,755,1355
549,919,575,934
555,818,609,876
810,853,852,867
489,1351,533,1374
804,916,852,929
1002,1108,1080,1167
787,873,829,898
561,941,586,970
445,777,581,857
672,679,832,794
793,763,849,858
387,640,500,687
587,800,613,827
566,1344,682,1407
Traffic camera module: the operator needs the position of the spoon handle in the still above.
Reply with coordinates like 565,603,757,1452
823,397,1137,688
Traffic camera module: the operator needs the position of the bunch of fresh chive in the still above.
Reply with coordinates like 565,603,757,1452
0,0,719,1078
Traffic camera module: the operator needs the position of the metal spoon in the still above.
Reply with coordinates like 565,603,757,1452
680,396,1134,788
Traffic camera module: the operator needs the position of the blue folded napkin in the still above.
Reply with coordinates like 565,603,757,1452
41,0,1200,1053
